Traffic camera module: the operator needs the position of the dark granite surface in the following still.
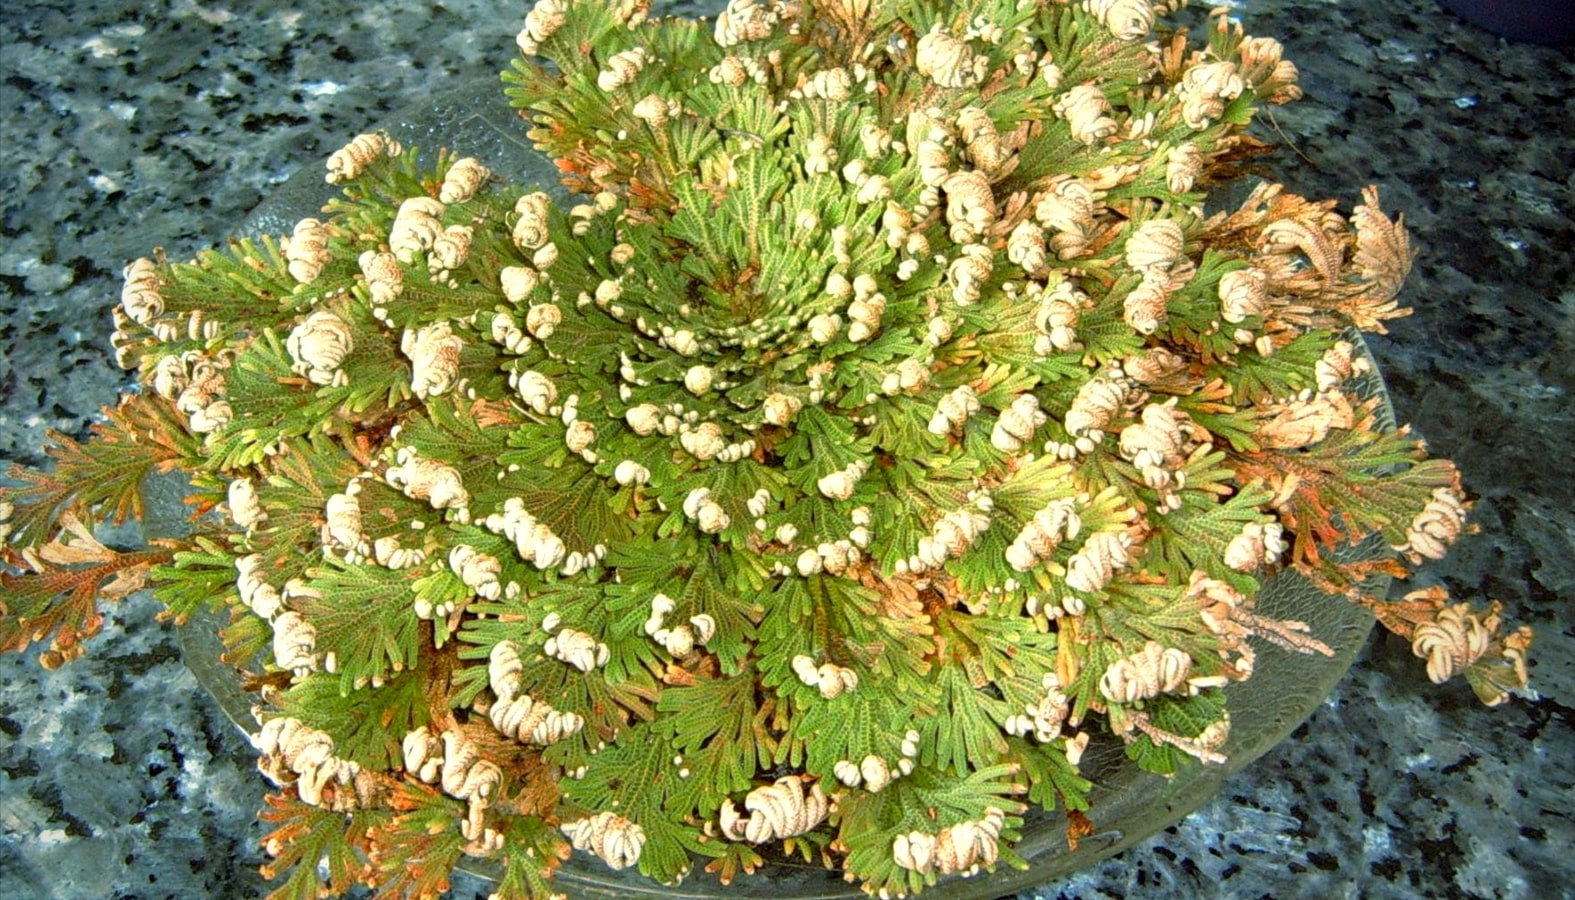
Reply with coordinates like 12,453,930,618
1,1,1570,898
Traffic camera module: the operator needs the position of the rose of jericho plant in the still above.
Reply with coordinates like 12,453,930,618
0,0,1535,897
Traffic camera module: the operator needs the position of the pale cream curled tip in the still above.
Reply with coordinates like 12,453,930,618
880,358,929,396
359,250,403,307
1176,60,1244,129
1064,530,1133,594
956,105,1006,172
120,257,162,325
625,402,661,435
807,312,841,344
565,419,597,454
1411,603,1493,685
285,217,331,284
893,831,937,873
632,93,679,127
911,505,990,571
517,0,568,54
942,170,997,244
710,55,749,86
235,553,283,619
928,384,981,434
817,459,869,500
287,310,354,387
847,293,886,342
0,500,15,547
1054,84,1118,145
714,0,778,47
563,811,646,870
1118,402,1189,468
721,776,830,844
1253,391,1355,450
325,132,402,184
438,730,497,804
439,157,491,204
991,394,1048,453
526,305,563,342
389,196,446,264
1087,0,1155,41
428,224,474,280
894,808,1006,874
511,369,558,414
385,448,470,512
689,614,717,645
545,627,610,672
1099,640,1193,704
1006,498,1080,572
684,364,715,395
914,136,950,187
529,241,561,286
401,725,444,783
149,354,188,400
1166,141,1203,194
372,535,425,570
401,322,464,400
271,610,319,677
320,490,364,557
597,47,648,92
486,507,561,576
1223,521,1286,572
1396,487,1467,561
859,754,892,792
512,192,553,251
1122,279,1168,336
916,26,984,89
1008,220,1049,276
500,265,540,304
491,692,585,745
449,545,503,600
1064,374,1127,439
1218,267,1268,324
1034,282,1085,354
1125,219,1186,273
439,729,503,840
1004,673,1071,743
687,491,731,533
1034,178,1098,234
804,65,854,102
488,640,525,701
613,459,651,486
227,477,265,530
680,421,728,461
255,717,359,807
1315,340,1370,392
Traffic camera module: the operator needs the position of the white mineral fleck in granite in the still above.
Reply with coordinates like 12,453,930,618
1,0,1571,898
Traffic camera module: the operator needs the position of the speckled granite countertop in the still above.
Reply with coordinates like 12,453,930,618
1,1,1570,898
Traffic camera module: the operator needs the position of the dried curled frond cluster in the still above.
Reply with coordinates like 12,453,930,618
255,717,369,808
0,1,1532,899
717,775,830,843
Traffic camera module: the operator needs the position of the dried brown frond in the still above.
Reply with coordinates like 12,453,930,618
1259,216,1343,286
1351,186,1414,297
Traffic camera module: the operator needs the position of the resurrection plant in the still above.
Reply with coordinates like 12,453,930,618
0,0,1535,897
